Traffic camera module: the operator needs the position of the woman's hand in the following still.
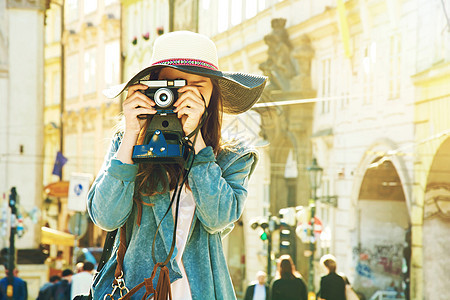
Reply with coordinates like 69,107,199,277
116,84,156,164
122,84,156,136
173,85,206,136
173,85,208,153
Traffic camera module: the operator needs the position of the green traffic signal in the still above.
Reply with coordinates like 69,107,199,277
260,231,268,241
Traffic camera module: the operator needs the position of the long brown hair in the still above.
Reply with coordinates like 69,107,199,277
134,77,223,198
276,255,302,280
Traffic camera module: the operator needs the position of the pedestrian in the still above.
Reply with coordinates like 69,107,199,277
51,268,73,300
75,262,84,273
87,30,266,300
36,275,61,300
317,254,349,300
244,271,269,300
0,267,27,300
269,255,308,300
70,261,94,299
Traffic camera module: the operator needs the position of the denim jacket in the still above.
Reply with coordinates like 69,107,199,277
87,134,258,300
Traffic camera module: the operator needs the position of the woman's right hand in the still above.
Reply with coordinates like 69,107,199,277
117,84,156,164
122,84,157,136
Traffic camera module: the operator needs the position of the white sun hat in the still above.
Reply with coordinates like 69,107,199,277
104,31,267,115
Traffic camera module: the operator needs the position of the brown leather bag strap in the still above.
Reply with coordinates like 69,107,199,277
114,225,127,282
117,181,182,300
119,262,172,300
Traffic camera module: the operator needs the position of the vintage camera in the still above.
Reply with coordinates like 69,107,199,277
140,79,186,113
132,79,188,164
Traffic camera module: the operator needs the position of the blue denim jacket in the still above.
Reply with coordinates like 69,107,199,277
87,134,258,300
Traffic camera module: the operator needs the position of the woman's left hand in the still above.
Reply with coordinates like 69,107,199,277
173,85,206,136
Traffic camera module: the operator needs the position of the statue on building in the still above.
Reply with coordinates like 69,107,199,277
291,34,315,92
259,18,314,94
259,18,296,91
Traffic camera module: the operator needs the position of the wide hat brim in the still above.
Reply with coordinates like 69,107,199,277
103,64,267,115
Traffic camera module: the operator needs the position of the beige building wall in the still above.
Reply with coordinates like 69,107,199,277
197,0,444,299
1,0,51,298
59,0,122,245
0,0,46,251
44,2,64,232
412,65,450,300
411,0,450,295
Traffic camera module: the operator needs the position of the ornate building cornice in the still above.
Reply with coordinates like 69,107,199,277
100,14,121,41
7,0,45,10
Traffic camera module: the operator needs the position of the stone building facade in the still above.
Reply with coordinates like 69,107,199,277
0,0,50,296
199,0,450,299
37,0,450,299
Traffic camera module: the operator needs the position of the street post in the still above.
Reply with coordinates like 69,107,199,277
306,158,323,298
7,187,18,299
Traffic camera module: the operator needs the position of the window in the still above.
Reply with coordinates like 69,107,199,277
66,0,78,22
213,0,269,33
81,133,95,174
52,8,61,42
258,0,267,11
202,0,210,10
105,41,120,87
66,54,79,99
127,6,139,46
45,8,60,43
320,58,331,114
362,44,375,104
231,0,242,26
84,48,97,94
263,183,270,217
64,134,78,178
218,1,229,33
245,0,257,18
104,0,117,6
52,71,61,105
339,59,351,109
388,35,401,99
84,0,97,15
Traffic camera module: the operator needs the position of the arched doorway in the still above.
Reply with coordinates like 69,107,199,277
354,157,409,298
423,137,450,299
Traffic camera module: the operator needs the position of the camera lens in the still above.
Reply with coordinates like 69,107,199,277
154,88,174,108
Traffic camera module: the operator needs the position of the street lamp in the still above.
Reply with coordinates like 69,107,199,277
306,158,323,295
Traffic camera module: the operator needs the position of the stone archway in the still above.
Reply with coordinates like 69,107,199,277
422,137,450,300
269,134,296,213
354,157,409,298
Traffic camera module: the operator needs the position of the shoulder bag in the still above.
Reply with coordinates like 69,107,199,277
72,229,118,300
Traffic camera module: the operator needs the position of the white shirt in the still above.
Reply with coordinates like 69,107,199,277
169,185,196,300
253,284,267,300
71,271,93,299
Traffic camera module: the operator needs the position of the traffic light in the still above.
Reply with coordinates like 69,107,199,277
260,230,268,241
279,222,296,261
0,248,8,268
250,218,270,241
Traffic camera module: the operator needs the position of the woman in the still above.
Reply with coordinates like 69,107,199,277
87,31,266,300
269,255,307,300
318,254,347,300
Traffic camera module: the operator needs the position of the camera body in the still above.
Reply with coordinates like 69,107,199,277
140,79,186,112
132,79,188,164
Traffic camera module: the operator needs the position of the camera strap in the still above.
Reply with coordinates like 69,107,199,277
115,106,207,300
182,101,209,170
